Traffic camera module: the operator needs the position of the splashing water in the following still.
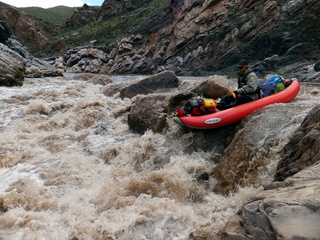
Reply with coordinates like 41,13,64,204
0,75,318,239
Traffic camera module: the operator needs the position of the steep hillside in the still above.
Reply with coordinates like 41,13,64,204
19,6,75,26
48,0,169,53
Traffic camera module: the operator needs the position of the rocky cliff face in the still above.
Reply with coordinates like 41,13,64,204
60,0,320,78
96,0,151,21
1,6,48,54
1,0,319,77
140,0,320,75
64,4,99,29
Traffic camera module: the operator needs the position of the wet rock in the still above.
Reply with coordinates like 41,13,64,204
128,93,174,134
222,163,320,240
275,104,320,181
101,83,122,97
119,70,180,99
26,65,43,78
191,75,230,99
222,104,320,240
168,92,196,111
74,73,113,85
0,43,26,86
127,91,194,134
128,89,233,153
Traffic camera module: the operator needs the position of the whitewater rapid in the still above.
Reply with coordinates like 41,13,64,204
0,74,318,240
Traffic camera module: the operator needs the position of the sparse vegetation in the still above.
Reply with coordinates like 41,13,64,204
51,0,169,50
19,6,75,26
13,0,169,54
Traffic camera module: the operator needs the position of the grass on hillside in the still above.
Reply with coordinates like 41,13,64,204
0,1,9,10
19,6,75,26
1,0,170,56
51,0,170,50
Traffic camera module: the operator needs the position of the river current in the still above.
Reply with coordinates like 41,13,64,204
0,74,319,240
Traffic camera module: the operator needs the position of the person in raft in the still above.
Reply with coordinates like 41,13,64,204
217,60,261,110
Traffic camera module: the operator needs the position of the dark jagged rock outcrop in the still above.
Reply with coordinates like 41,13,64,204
64,4,99,30
0,19,11,42
96,0,150,22
62,34,159,74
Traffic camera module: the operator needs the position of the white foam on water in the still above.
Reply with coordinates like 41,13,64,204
0,75,318,239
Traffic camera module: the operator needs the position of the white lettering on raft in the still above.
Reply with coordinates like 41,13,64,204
205,118,222,124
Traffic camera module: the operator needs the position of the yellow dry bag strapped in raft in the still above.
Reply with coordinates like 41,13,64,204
203,99,216,108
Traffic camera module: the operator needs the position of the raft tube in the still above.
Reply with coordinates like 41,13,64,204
174,79,300,129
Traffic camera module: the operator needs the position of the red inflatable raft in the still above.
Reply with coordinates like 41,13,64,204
174,79,300,129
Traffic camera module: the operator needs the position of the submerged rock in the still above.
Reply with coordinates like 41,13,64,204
120,70,180,99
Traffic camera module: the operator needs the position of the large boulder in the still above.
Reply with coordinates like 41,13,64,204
0,43,26,86
63,46,108,73
128,88,212,133
127,91,234,153
128,91,196,134
221,104,320,240
119,70,180,99
128,93,175,134
191,75,230,99
222,163,320,240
